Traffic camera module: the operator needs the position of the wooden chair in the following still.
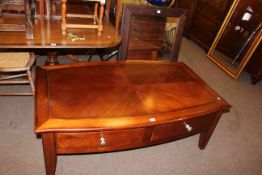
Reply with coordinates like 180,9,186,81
0,0,25,31
61,0,106,35
0,0,34,39
0,52,35,95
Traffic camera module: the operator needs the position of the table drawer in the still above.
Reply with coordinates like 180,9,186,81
152,115,213,141
55,128,146,153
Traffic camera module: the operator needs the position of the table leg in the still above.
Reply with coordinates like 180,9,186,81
198,111,223,150
250,75,261,85
45,52,59,66
42,133,57,175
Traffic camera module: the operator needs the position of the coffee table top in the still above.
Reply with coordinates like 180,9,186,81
35,61,230,133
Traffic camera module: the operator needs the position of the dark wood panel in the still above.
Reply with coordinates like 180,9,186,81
173,0,197,35
246,43,262,84
190,15,218,49
195,2,224,24
174,0,232,51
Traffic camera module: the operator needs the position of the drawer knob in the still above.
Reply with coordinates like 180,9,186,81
184,122,193,132
100,137,107,147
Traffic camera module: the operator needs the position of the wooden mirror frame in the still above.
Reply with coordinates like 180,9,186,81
207,0,262,80
117,4,187,61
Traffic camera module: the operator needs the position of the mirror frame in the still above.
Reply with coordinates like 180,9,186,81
207,0,262,80
118,4,187,61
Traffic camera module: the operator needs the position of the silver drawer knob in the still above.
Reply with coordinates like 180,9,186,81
184,122,193,132
100,137,107,147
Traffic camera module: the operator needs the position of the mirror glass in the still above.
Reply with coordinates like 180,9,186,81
127,16,178,61
118,5,186,61
207,0,262,79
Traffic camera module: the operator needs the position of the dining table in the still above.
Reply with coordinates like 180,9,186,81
0,17,121,65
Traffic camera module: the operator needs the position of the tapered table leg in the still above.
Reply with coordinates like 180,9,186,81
42,133,57,175
198,111,223,149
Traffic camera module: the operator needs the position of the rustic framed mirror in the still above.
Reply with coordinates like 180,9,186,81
118,4,187,61
207,0,262,80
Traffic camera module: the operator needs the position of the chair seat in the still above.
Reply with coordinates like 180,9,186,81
0,52,30,68
0,52,35,95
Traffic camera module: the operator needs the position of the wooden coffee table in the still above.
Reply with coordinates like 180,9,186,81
35,61,230,175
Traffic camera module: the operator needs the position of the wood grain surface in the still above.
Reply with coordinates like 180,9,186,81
0,19,121,48
35,61,230,133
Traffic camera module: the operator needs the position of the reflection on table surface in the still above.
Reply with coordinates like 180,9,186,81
0,19,121,49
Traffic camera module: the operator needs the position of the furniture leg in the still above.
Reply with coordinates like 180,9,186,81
42,133,57,175
93,3,98,24
27,70,35,94
198,111,223,150
0,6,3,23
45,52,59,65
115,0,121,31
105,0,110,22
25,0,34,39
61,0,67,35
152,51,157,60
98,3,104,36
31,0,37,19
46,0,51,20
